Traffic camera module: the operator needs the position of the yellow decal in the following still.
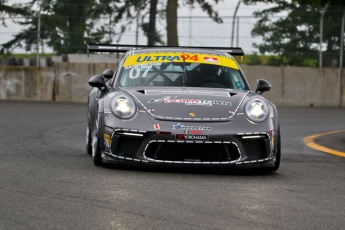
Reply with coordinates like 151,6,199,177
104,133,111,148
123,52,239,70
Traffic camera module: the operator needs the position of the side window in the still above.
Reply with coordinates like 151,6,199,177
228,69,245,90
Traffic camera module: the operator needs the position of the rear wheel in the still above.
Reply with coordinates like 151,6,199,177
92,114,103,166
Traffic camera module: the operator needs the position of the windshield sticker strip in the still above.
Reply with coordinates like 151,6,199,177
123,53,239,70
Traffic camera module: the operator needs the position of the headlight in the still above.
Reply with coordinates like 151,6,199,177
110,95,136,119
245,98,269,122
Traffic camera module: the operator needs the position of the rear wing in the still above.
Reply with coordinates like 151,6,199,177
87,44,244,56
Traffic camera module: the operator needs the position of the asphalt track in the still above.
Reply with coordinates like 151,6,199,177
305,130,345,157
1,100,345,230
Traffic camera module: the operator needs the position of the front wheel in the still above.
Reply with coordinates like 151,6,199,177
86,120,92,155
270,126,281,172
92,114,103,166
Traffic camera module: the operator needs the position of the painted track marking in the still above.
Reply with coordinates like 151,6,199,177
304,130,345,158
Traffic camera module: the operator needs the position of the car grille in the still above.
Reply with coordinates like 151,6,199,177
241,138,270,160
144,141,240,162
111,135,143,157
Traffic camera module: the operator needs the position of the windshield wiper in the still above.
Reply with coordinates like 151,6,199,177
182,56,187,87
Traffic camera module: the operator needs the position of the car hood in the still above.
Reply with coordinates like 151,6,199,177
120,87,249,121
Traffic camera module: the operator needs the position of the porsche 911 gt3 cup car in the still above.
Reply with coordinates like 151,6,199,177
86,44,281,171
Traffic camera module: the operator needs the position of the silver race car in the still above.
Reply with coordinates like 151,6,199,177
86,44,280,171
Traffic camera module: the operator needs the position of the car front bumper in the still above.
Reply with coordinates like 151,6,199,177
100,126,278,168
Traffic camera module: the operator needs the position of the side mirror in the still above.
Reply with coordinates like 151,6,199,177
255,79,271,94
88,75,106,88
102,69,114,79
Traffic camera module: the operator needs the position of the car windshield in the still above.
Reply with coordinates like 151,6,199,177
117,52,248,90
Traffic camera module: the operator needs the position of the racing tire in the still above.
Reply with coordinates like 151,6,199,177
86,120,92,155
92,114,103,166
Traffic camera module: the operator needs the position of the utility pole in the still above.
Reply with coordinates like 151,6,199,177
135,0,143,45
340,10,345,71
339,10,345,107
236,16,239,47
231,0,241,47
189,5,192,46
36,7,41,67
319,2,329,68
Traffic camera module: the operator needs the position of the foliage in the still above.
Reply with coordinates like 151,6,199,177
243,0,345,66
0,0,126,54
41,0,105,54
1,0,224,53
0,0,30,26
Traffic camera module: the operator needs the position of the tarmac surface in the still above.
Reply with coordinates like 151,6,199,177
311,130,345,156
1,101,345,230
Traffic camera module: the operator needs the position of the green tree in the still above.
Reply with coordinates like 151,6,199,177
243,0,345,66
0,0,29,25
1,0,120,54
42,0,114,54
0,1,32,53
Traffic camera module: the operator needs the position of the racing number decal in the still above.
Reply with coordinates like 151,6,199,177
180,54,199,61
129,65,153,79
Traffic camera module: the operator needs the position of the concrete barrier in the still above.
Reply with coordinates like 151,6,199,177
0,66,54,101
242,66,345,107
1,63,344,107
53,62,117,102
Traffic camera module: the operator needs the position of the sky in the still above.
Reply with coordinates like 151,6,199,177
1,0,282,54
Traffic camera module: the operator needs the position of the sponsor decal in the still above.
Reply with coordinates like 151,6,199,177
173,123,212,131
125,62,161,69
148,96,231,106
268,130,275,148
154,124,160,130
204,57,219,63
104,133,111,148
104,125,114,133
148,96,177,103
176,134,209,141
185,130,204,134
145,90,230,97
136,54,199,62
